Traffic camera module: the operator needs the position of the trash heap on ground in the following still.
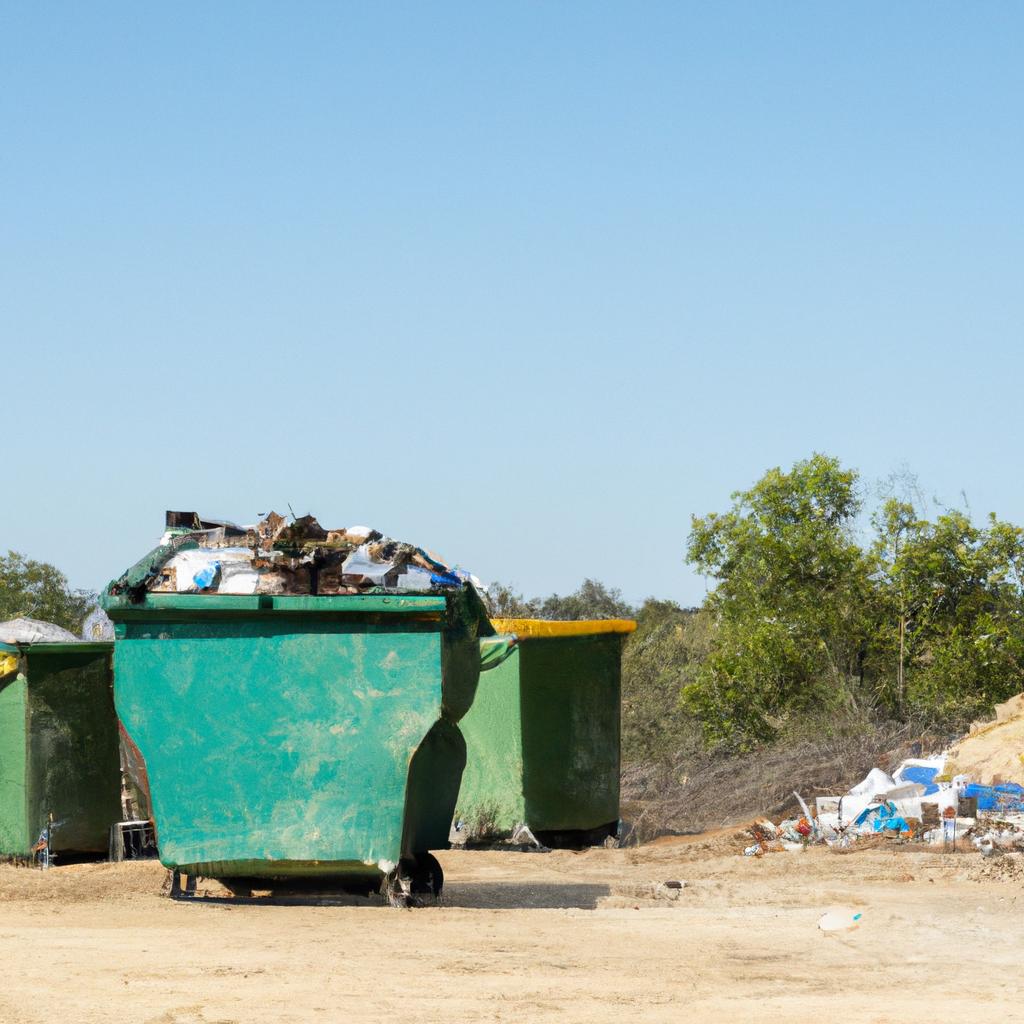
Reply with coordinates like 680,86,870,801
108,510,485,599
744,697,1024,860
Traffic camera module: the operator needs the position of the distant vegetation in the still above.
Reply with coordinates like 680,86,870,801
487,577,635,622
0,551,95,635
494,453,1024,773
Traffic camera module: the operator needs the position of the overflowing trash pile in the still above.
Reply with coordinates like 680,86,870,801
743,751,1024,859
108,510,485,599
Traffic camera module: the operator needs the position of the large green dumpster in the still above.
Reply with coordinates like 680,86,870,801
0,639,121,858
456,618,635,846
102,581,501,899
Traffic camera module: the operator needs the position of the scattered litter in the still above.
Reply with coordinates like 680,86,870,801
792,790,813,820
893,757,945,794
741,722,1024,862
818,909,862,933
847,767,896,798
510,824,549,851
962,782,1024,815
854,801,911,835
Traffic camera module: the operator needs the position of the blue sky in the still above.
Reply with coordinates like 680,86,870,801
2,4,1022,606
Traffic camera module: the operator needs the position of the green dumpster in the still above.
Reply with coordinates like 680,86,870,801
456,618,635,847
0,638,121,859
102,575,504,901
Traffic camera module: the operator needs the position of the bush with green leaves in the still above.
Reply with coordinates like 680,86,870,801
685,455,1024,747
0,551,94,635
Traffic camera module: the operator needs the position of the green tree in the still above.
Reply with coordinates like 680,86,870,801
485,578,634,621
535,579,634,621
484,581,539,618
868,498,933,711
870,509,1024,725
0,551,95,634
621,600,709,762
685,454,871,746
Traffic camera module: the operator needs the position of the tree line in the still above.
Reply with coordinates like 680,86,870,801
494,453,1024,757
6,453,1022,761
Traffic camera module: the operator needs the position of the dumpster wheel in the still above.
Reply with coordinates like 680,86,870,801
410,852,443,903
383,854,443,908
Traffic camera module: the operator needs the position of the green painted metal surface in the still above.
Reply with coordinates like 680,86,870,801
520,634,623,833
456,649,525,834
0,667,29,855
458,628,627,840
105,593,487,878
24,649,123,854
0,645,121,857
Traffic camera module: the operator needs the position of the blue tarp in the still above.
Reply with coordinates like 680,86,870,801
854,801,911,833
897,764,941,795
962,782,1024,813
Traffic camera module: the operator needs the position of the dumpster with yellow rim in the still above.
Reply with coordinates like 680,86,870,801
456,618,635,846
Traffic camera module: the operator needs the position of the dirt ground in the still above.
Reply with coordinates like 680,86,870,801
1,834,1022,1023
947,699,1024,784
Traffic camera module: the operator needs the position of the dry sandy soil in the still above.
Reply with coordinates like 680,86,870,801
1,833,1022,1023
947,691,1024,784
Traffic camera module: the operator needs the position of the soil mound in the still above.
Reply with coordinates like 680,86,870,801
946,692,1024,784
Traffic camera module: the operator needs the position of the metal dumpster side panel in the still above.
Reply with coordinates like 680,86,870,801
402,716,467,853
519,633,623,832
0,658,30,855
114,618,443,872
456,648,526,834
24,648,122,854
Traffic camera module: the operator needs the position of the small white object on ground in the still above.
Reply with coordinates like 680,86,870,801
818,909,862,933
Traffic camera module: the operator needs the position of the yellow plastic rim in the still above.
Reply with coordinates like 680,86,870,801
490,618,637,638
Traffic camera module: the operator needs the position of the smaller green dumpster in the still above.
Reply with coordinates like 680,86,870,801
0,633,122,859
457,618,635,847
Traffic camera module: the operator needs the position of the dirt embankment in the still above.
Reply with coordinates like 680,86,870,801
947,692,1024,784
1,840,1022,1023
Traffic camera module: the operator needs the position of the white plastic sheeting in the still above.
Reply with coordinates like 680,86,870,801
164,547,257,593
0,617,81,644
341,545,396,584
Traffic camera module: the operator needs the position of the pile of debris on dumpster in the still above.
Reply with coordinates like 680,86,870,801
742,750,1024,858
108,510,485,599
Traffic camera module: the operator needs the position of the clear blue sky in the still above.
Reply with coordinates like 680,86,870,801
2,4,1022,607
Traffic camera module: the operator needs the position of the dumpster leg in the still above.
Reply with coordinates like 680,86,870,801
410,852,444,902
167,870,197,900
382,854,444,908
382,863,413,909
